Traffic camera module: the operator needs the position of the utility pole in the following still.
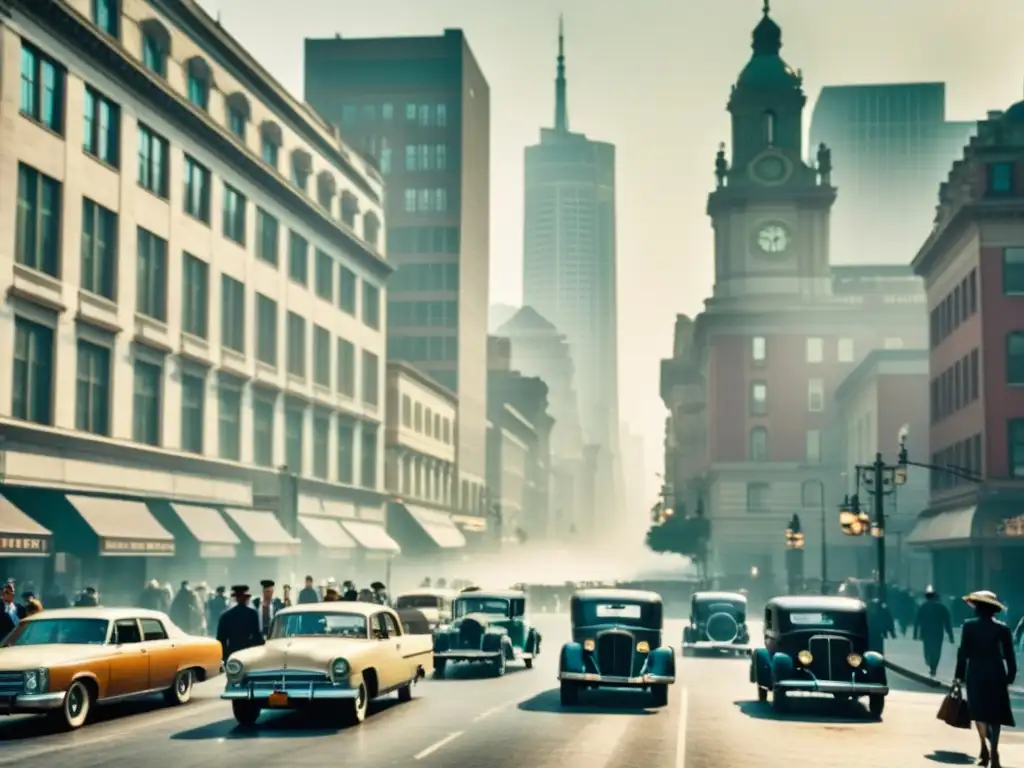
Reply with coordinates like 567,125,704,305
818,482,828,595
872,453,887,604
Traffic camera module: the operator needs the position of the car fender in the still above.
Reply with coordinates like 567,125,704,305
481,629,506,653
751,647,771,684
559,641,585,674
432,630,452,652
863,651,887,682
771,652,794,683
526,627,540,654
648,646,675,677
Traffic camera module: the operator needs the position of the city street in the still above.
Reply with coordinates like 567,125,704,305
1,615,1022,766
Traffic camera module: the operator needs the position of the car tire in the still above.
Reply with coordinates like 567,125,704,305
524,657,533,669
492,652,507,677
560,680,579,707
772,689,787,712
340,682,369,726
433,657,447,678
397,682,413,703
868,694,885,719
651,684,669,707
163,669,194,706
51,679,91,731
757,686,768,702
231,700,261,726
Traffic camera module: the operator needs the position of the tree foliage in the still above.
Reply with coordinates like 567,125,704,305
645,513,711,559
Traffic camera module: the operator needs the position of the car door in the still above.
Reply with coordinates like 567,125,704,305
380,612,407,689
140,618,177,689
108,619,149,697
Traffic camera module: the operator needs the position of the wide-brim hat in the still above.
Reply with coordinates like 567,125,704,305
964,590,1005,611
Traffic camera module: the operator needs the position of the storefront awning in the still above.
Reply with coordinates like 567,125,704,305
389,503,465,549
66,495,175,557
0,493,51,556
169,504,240,559
299,516,357,556
340,520,400,554
906,506,977,546
225,509,301,558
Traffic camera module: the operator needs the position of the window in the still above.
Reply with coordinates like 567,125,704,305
362,283,380,329
1007,332,1024,385
401,395,412,427
405,145,417,172
337,338,355,397
20,44,64,133
418,144,432,171
801,481,823,508
749,381,768,415
749,427,768,461
222,184,246,244
285,404,304,474
255,208,278,266
288,231,308,284
252,396,275,467
752,336,766,363
187,72,208,110
228,107,246,139
136,228,167,321
382,103,394,121
1010,420,1024,478
137,124,168,197
217,376,242,461
80,198,117,299
132,359,162,446
364,215,380,248
337,419,354,484
339,267,357,314
883,337,904,350
989,163,1014,194
362,350,379,406
256,294,278,366
361,425,378,489
220,275,245,353
805,430,822,464
261,136,279,168
313,326,331,388
183,156,211,222
341,195,359,229
414,403,422,432
12,317,53,425
763,110,775,146
286,312,306,378
16,164,62,277
290,161,309,192
418,104,431,126
92,0,119,36
436,104,447,127
180,373,205,454
425,408,433,437
806,337,824,363
83,86,119,166
380,145,392,175
312,413,330,480
436,144,448,170
405,103,417,122
404,189,417,213
746,482,769,512
837,338,854,363
807,378,825,412
181,253,209,339
315,250,334,300
1005,248,1024,295
141,32,166,76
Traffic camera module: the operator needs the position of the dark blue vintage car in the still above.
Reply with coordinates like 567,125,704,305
432,588,540,677
750,596,888,718
558,589,675,707
682,591,750,656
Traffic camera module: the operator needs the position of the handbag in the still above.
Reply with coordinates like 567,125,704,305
937,683,972,729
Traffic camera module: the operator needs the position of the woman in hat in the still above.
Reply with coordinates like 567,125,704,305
954,590,1017,767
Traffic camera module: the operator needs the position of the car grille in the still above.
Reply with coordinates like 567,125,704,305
245,671,331,686
597,631,634,677
0,672,23,696
807,636,853,681
459,619,483,649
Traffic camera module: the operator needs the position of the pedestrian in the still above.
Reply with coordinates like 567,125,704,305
138,579,167,611
323,585,341,602
914,586,954,676
25,598,42,616
297,576,319,605
0,584,19,640
216,585,264,662
252,580,282,638
281,584,292,608
206,586,228,631
170,581,203,633
953,590,1017,768
74,586,99,607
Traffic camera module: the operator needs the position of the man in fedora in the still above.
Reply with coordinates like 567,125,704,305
252,580,283,638
216,585,263,662
914,586,954,676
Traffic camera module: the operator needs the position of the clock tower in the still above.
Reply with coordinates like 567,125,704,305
707,1,836,300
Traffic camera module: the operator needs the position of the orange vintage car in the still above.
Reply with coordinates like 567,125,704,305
0,607,222,729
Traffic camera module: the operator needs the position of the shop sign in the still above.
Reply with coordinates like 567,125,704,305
198,543,236,559
0,536,50,554
101,538,175,555
996,515,1024,538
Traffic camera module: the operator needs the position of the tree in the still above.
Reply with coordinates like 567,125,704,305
645,510,710,559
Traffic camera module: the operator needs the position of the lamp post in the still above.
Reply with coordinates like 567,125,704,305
784,514,805,593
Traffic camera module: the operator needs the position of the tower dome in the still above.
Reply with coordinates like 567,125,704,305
736,1,800,90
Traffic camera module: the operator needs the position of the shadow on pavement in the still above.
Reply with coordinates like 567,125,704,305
0,695,178,741
733,697,877,725
518,688,657,716
171,698,405,740
433,664,529,681
923,750,975,764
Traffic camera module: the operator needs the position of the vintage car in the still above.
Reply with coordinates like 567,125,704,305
431,587,540,677
750,596,888,718
558,589,675,707
393,588,456,632
222,602,431,726
0,607,222,730
681,591,750,656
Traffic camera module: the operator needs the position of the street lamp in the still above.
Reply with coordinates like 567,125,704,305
784,514,805,593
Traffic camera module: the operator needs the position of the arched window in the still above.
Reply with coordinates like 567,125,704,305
764,110,776,146
184,57,214,110
225,92,251,139
749,427,768,461
139,19,171,77
363,212,381,248
259,121,282,168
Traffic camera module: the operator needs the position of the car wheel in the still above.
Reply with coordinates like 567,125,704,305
868,694,885,719
397,682,413,703
231,700,261,726
651,684,669,707
340,682,369,726
52,679,91,731
163,669,194,706
772,689,787,712
492,652,507,677
757,686,768,702
560,680,579,706
524,657,533,669
433,657,447,678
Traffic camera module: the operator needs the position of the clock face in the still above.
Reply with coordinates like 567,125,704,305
757,224,789,254
754,155,786,183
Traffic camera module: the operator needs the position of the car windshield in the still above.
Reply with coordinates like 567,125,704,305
396,595,441,610
454,597,509,617
7,618,109,646
270,612,368,639
574,600,660,628
782,610,865,633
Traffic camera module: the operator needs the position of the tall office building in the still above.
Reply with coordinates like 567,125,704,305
809,83,976,265
303,31,490,524
522,21,621,528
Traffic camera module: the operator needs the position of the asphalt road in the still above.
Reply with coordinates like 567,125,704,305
1,616,1022,767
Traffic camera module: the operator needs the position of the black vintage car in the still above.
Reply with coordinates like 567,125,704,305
557,589,675,707
750,596,889,718
681,591,750,656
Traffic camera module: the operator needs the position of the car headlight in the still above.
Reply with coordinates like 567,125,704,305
331,659,350,679
225,659,244,678
583,639,595,652
797,650,813,666
846,653,863,668
23,668,48,694
636,641,650,653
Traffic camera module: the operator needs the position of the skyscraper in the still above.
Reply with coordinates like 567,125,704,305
522,20,621,528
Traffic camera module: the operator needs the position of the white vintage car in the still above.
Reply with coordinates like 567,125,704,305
393,588,456,632
221,602,432,726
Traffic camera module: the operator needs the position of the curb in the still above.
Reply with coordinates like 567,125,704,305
885,660,1024,699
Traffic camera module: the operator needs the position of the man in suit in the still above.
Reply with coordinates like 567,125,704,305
297,576,319,605
216,585,263,662
0,583,20,640
251,580,283,638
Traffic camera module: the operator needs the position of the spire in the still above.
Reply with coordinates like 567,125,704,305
752,0,782,56
554,15,569,132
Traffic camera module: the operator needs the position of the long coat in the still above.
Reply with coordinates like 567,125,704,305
216,603,264,662
955,616,1017,726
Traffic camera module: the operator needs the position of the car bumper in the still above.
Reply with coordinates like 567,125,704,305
222,683,359,702
0,692,65,713
684,641,750,653
434,650,503,661
558,672,675,686
774,680,889,696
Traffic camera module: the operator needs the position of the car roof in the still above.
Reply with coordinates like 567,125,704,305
456,589,524,599
276,602,387,618
572,588,662,603
768,595,865,613
395,588,456,598
693,591,747,603
23,607,171,622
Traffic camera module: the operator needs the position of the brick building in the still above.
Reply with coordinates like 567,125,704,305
906,105,1024,599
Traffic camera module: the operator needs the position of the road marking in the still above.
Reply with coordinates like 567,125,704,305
676,686,688,768
471,700,514,723
414,730,464,760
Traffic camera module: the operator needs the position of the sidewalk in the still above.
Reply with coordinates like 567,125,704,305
884,633,1024,697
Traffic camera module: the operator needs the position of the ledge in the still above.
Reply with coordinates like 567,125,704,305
9,264,66,314
133,313,173,352
76,290,121,333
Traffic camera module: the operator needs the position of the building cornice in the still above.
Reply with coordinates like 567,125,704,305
387,361,457,405
913,199,1024,277
832,348,930,404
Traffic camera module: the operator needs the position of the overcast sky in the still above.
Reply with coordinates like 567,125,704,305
197,0,1024,503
